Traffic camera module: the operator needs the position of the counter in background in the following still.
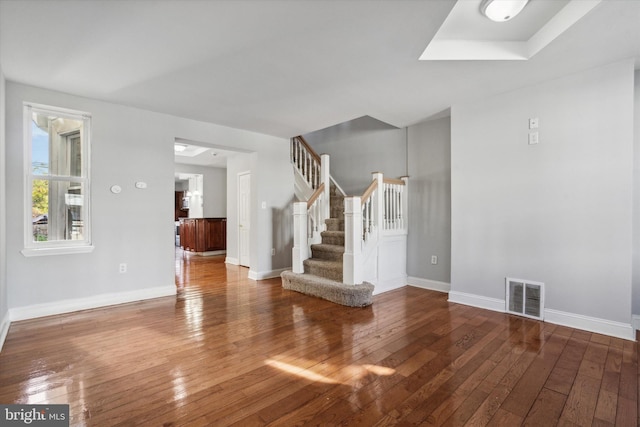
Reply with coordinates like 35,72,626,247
179,217,226,255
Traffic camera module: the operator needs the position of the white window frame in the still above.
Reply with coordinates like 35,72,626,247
22,102,94,257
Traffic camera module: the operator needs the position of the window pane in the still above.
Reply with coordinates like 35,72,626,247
31,111,83,177
32,179,49,242
31,180,85,242
31,121,49,174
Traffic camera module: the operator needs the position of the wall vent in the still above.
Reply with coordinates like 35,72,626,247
505,278,544,320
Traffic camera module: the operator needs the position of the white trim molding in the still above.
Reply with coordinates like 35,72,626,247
633,315,640,332
448,291,635,340
448,291,505,313
0,311,10,352
225,257,239,265
10,285,177,322
248,267,289,281
545,309,635,341
407,277,450,293
195,250,226,257
372,276,407,296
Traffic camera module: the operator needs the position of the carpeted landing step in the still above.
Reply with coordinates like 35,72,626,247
281,271,374,307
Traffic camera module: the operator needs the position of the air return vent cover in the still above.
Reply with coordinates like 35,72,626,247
505,278,544,320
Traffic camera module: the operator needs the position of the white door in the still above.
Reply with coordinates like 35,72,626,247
238,172,251,267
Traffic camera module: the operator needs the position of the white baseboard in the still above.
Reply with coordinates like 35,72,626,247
545,309,635,341
248,267,289,281
225,257,239,265
633,314,640,332
196,250,226,257
0,311,10,353
9,285,177,322
448,291,505,313
407,276,450,293
448,290,635,341
372,276,407,295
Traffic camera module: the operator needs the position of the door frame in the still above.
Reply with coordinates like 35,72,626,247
237,171,251,268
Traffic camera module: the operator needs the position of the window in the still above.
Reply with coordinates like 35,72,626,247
22,103,93,256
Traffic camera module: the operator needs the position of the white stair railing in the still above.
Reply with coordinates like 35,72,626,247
343,173,408,286
291,136,321,190
290,135,408,290
291,137,331,273
383,177,408,232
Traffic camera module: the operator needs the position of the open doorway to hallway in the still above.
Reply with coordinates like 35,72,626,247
173,138,254,282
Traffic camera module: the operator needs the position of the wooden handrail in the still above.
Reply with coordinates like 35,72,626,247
361,180,378,205
306,183,325,209
293,135,321,164
383,177,405,186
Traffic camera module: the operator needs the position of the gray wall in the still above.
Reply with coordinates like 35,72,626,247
451,60,634,324
0,63,7,333
174,164,227,218
5,82,292,311
407,116,451,283
304,116,407,195
634,70,640,318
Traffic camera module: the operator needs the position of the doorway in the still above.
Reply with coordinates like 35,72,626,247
238,171,251,267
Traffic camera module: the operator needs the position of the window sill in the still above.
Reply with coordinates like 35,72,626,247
21,245,95,257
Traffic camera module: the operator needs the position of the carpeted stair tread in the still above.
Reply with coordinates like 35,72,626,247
321,230,345,246
325,218,344,232
281,271,374,307
303,258,343,282
310,243,344,261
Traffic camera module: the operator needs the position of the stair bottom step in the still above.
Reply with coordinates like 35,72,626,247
281,271,374,307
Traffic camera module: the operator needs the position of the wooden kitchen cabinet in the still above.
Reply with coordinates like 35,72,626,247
179,218,226,253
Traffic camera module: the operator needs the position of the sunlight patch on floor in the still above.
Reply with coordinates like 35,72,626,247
265,357,396,386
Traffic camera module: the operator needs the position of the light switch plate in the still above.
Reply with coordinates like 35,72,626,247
529,117,539,129
528,132,539,145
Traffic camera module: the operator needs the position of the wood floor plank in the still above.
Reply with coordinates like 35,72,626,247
560,374,601,425
0,249,636,426
522,387,567,427
500,333,568,417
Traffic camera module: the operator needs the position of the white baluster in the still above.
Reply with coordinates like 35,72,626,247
393,185,398,229
398,185,404,229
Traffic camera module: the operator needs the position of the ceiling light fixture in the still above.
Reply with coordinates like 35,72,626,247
174,143,187,152
480,0,529,22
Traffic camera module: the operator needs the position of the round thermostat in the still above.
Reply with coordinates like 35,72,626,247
110,185,122,194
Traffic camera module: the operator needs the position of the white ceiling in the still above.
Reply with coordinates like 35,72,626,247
1,0,639,138
174,140,249,168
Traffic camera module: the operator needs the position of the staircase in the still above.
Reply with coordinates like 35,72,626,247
281,185,374,307
282,135,407,307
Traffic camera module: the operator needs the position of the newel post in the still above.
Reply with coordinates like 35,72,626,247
372,172,384,235
292,202,309,273
343,196,363,285
401,176,409,231
320,153,331,226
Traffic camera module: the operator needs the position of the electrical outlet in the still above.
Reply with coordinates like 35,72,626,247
431,256,438,265
271,248,275,256
119,263,127,273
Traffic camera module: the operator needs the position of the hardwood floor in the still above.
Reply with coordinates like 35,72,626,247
1,250,638,426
